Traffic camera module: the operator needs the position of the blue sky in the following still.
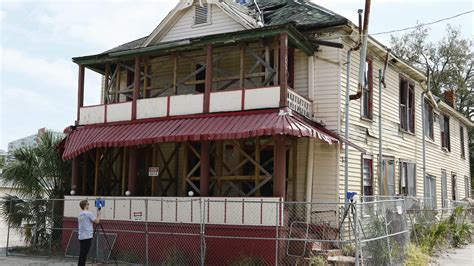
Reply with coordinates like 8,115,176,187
0,0,472,151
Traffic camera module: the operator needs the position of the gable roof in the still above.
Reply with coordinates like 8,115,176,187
249,0,348,29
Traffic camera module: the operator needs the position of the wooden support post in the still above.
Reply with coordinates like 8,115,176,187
94,149,101,196
115,65,121,103
204,44,213,113
200,141,210,196
273,39,279,85
82,153,88,195
216,141,223,196
77,65,85,123
104,63,110,104
173,52,178,95
151,144,157,196
132,56,141,120
121,147,128,195
279,33,288,107
265,44,271,82
273,135,286,198
255,138,260,197
71,156,79,193
143,58,149,98
181,143,189,196
128,147,138,195
240,44,245,110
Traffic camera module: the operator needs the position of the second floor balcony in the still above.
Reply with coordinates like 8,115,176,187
74,26,315,126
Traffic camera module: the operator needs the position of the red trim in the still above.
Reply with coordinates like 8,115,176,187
204,44,213,113
241,199,245,224
77,65,85,123
279,33,288,108
132,56,141,120
104,103,108,123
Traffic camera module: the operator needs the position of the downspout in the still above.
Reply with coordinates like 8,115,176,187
422,69,431,199
305,138,315,222
378,50,390,195
350,0,371,101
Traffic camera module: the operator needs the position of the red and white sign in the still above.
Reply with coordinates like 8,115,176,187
148,167,159,177
133,211,143,221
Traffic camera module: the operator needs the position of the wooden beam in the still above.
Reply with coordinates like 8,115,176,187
279,33,288,107
181,143,189,196
255,138,260,197
200,141,210,196
204,44,213,113
94,148,101,196
151,144,157,196
216,141,223,196
82,153,88,195
273,135,286,198
77,65,85,123
143,58,149,98
115,65,121,103
173,52,178,95
71,156,79,192
132,56,141,120
128,147,137,195
121,147,128,195
104,63,110,104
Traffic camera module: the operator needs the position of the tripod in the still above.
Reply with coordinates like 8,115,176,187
338,201,366,241
93,211,117,265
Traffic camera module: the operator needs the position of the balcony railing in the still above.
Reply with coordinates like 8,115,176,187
79,87,312,125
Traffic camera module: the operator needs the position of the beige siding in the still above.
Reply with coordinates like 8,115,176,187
312,140,340,203
335,38,471,207
161,4,245,43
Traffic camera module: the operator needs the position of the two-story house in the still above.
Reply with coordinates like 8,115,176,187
60,0,471,262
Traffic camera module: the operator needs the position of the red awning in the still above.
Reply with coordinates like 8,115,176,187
62,109,339,160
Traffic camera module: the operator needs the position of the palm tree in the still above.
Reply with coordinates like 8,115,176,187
0,131,71,250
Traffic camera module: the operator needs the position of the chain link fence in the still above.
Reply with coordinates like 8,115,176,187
0,196,470,265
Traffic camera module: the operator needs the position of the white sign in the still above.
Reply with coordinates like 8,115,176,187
148,167,159,177
133,211,143,221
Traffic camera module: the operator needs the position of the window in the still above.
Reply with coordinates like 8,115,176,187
441,170,448,208
194,4,209,25
451,173,457,201
460,126,465,159
424,175,436,209
465,176,470,199
399,161,416,196
381,158,395,196
440,115,450,151
423,100,434,140
362,156,373,197
399,78,415,133
362,59,373,119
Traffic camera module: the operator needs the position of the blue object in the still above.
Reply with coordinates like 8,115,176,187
346,192,358,200
95,198,105,209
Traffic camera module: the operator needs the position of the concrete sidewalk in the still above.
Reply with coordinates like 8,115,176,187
433,244,474,266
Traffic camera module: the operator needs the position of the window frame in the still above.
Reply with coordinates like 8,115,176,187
399,77,415,133
440,114,451,152
423,99,434,140
381,157,396,196
451,173,457,201
441,169,448,208
361,58,373,120
465,176,470,199
424,174,437,209
399,161,416,196
361,155,374,197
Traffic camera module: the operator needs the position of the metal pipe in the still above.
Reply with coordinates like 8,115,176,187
351,0,371,101
344,49,352,207
422,69,431,192
378,69,383,195
305,138,315,222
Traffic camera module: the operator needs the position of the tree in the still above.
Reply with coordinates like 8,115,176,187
0,131,70,249
390,24,474,182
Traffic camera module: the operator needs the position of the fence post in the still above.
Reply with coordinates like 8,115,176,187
145,199,149,266
381,201,392,265
354,201,359,266
274,199,280,266
6,199,12,256
49,199,55,257
200,198,205,266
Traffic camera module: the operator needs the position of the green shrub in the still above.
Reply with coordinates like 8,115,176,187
404,244,429,266
229,255,264,266
308,255,328,266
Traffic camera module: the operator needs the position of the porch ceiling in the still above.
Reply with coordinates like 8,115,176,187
62,108,339,160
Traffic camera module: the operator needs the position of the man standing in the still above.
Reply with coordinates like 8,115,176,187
78,200,100,266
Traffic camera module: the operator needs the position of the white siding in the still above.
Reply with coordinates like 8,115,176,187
161,4,245,43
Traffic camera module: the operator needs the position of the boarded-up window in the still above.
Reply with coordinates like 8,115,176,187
362,59,373,119
441,169,448,208
465,176,470,199
362,157,373,197
194,4,209,25
423,100,434,140
399,78,415,133
424,175,436,209
451,173,457,201
381,158,395,196
440,114,450,151
399,161,416,196
460,126,465,159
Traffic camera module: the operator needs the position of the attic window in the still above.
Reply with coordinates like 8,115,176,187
194,4,209,25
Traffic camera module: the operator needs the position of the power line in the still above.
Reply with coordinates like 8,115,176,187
371,10,474,36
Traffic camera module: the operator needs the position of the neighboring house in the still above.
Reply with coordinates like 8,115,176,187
0,149,7,176
59,0,471,262
7,128,63,160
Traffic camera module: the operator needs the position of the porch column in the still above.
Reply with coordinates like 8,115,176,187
200,141,210,196
279,33,288,107
128,147,138,195
273,135,287,198
77,64,85,123
71,156,79,193
204,44,213,113
132,56,141,120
